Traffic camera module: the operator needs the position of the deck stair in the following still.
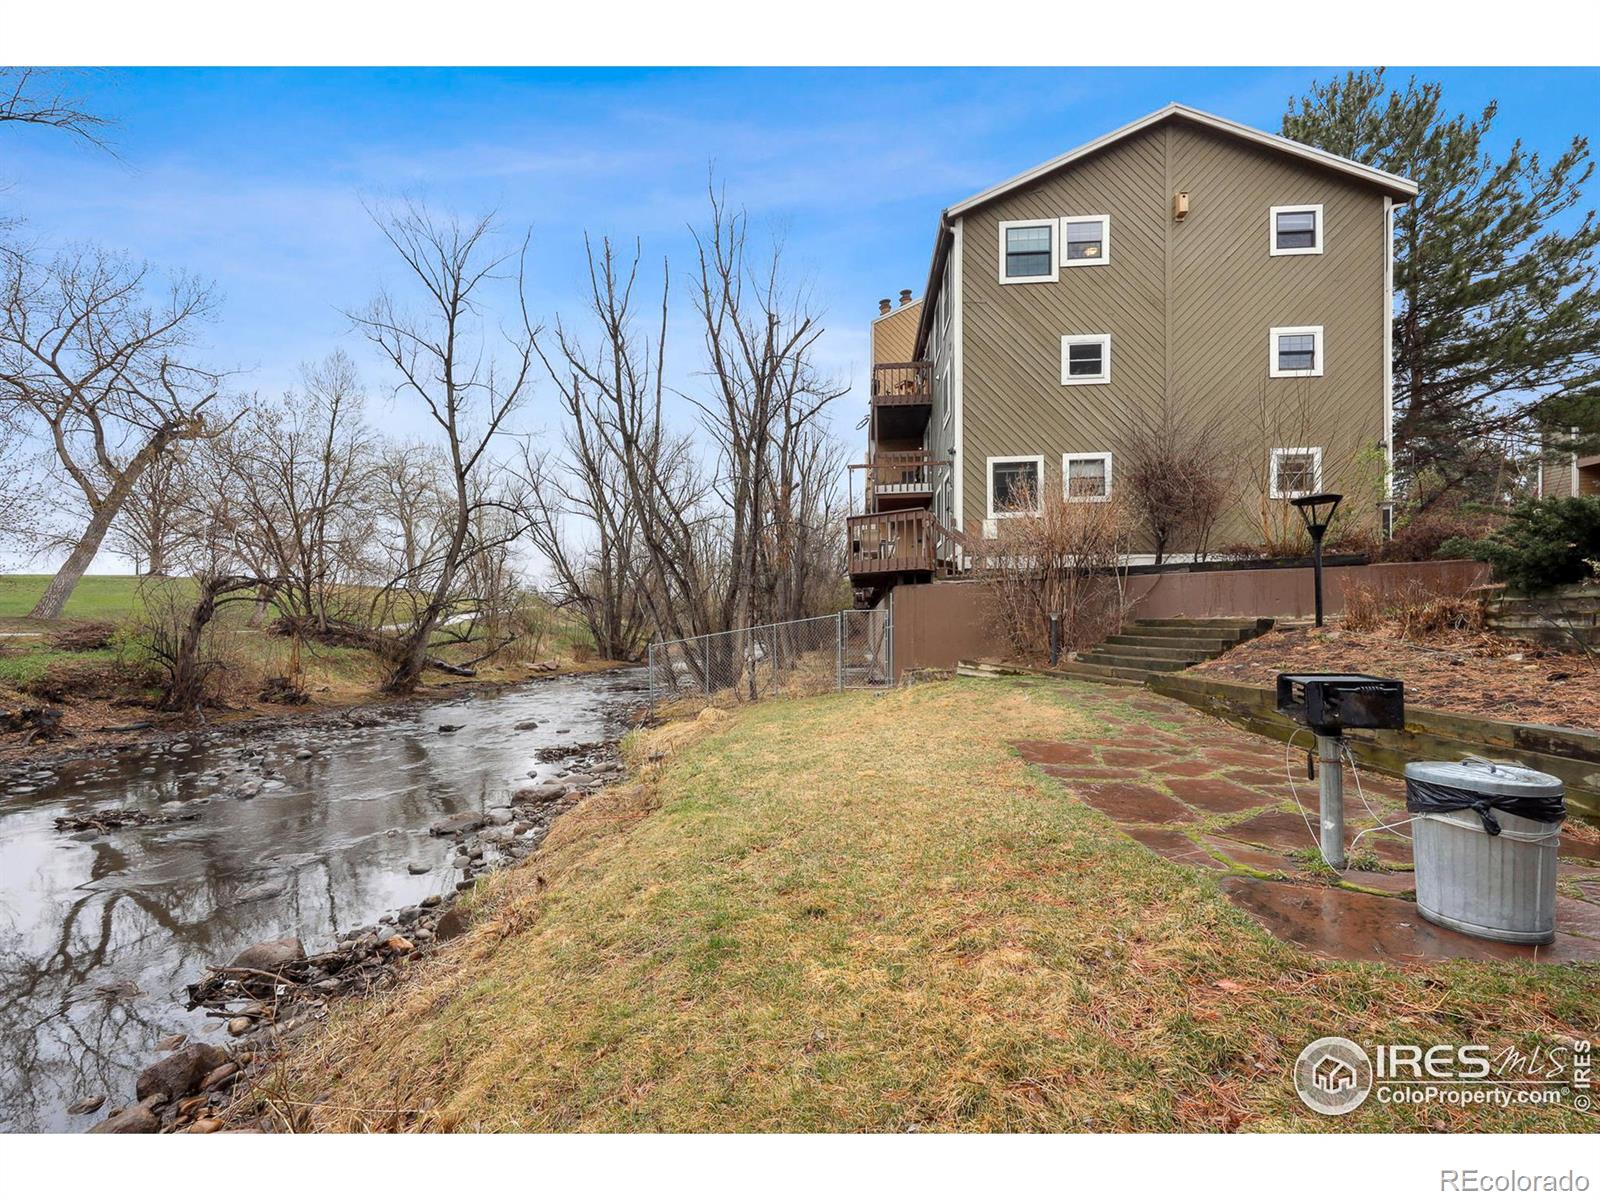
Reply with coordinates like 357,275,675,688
1052,617,1273,686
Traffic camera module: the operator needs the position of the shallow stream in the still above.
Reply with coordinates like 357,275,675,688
0,669,646,1132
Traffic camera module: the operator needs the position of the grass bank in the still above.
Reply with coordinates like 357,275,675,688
258,678,1598,1132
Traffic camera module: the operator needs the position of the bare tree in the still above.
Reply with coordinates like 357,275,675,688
522,236,657,661
229,352,376,632
974,484,1137,661
688,188,849,637
108,443,192,575
369,440,453,594
349,201,537,694
135,430,283,712
0,245,222,618
1120,394,1235,564
0,69,112,147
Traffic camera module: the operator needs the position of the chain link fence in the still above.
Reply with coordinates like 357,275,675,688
648,606,893,703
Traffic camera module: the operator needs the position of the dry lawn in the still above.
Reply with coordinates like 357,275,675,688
254,678,1600,1132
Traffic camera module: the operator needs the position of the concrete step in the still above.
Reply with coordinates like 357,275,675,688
1079,651,1193,673
1087,641,1207,663
1129,616,1271,630
1103,634,1231,654
1124,626,1257,645
1100,640,1222,659
1044,660,1151,686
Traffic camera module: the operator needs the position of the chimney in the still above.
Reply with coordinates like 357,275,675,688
899,289,913,307
878,297,892,315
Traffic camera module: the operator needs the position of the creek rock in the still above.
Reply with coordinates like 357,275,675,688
136,1042,228,1101
486,807,514,825
513,784,567,804
406,861,431,875
67,1094,107,1115
429,812,488,837
230,936,305,974
90,1104,161,1134
433,907,468,942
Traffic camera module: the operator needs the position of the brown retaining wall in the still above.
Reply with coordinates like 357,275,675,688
888,580,1013,679
1147,672,1600,820
1124,558,1490,620
887,560,1490,676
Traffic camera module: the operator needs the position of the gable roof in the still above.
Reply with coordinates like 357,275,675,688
914,103,1417,352
949,103,1416,217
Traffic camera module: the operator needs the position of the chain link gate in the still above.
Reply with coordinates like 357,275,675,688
647,601,894,703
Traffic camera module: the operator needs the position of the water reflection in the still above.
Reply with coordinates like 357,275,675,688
0,669,645,1132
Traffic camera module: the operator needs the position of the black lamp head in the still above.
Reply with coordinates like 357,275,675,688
1289,492,1342,537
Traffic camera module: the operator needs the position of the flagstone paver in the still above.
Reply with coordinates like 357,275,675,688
1014,681,1600,965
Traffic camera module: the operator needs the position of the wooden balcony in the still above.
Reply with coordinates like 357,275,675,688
855,451,947,509
848,509,938,578
871,361,931,406
870,361,932,441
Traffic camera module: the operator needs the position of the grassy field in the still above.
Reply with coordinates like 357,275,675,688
0,573,180,622
0,573,597,718
259,678,1598,1133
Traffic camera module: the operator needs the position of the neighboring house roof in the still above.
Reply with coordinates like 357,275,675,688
913,103,1418,354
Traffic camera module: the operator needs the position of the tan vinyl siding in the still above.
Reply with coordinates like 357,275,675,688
956,116,1390,552
871,299,922,365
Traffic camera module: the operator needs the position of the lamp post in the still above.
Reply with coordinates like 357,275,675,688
1289,493,1342,628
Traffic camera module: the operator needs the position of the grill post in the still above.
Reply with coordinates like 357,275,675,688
1316,732,1346,869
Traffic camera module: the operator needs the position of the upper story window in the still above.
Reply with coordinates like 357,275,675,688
1062,215,1110,266
998,220,1058,284
1060,334,1112,386
988,455,1044,518
1270,447,1323,499
1270,204,1324,256
1064,452,1112,501
1269,325,1324,378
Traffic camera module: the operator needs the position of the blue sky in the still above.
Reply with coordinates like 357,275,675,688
3,66,1597,495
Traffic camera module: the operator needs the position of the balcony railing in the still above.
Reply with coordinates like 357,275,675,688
857,451,946,507
848,509,938,577
871,361,931,406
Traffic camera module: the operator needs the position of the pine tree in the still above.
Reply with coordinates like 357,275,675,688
1283,69,1600,507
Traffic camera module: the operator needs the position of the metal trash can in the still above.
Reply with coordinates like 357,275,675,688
1405,758,1566,945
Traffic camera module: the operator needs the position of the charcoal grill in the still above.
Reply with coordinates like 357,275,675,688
1275,673,1405,868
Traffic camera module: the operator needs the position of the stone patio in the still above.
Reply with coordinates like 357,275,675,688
1015,683,1600,966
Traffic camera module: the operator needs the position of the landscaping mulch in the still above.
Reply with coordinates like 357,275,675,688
1191,625,1600,732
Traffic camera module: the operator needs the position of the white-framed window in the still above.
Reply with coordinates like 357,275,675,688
1269,204,1323,256
1060,333,1112,385
998,219,1058,284
987,455,1044,518
1269,325,1324,377
1270,447,1323,499
1061,214,1110,267
1063,452,1112,501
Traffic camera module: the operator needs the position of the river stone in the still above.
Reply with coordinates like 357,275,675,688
227,1016,254,1036
429,812,488,837
68,1094,107,1115
406,861,430,875
514,784,566,804
433,907,468,942
513,720,539,731
230,936,305,974
91,1104,162,1134
136,1043,227,1101
486,807,514,825
237,880,285,902
153,1033,188,1052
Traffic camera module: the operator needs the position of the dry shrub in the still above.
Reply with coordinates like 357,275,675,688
46,621,118,652
1121,395,1234,562
973,485,1136,660
1341,579,1484,640
1377,507,1501,564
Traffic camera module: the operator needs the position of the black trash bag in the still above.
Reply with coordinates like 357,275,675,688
1405,779,1566,837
